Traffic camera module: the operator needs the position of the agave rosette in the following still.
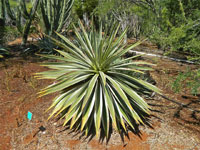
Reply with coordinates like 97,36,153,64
0,46,9,58
36,21,161,138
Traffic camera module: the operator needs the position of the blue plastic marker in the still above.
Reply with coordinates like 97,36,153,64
27,111,32,121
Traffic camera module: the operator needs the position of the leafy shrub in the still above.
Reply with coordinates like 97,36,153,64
172,69,200,95
0,26,19,44
74,0,98,19
149,0,200,61
151,21,200,61
36,21,160,138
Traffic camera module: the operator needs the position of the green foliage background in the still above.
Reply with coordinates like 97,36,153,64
76,0,200,61
3,0,200,60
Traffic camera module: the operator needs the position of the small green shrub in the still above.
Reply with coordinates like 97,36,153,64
0,26,19,44
172,69,200,95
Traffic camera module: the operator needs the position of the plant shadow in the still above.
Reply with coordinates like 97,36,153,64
56,110,155,144
150,93,200,132
173,96,200,128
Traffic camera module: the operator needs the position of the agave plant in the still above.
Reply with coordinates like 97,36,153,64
36,21,161,138
0,45,9,58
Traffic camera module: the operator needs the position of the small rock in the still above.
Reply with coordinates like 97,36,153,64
42,131,46,134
